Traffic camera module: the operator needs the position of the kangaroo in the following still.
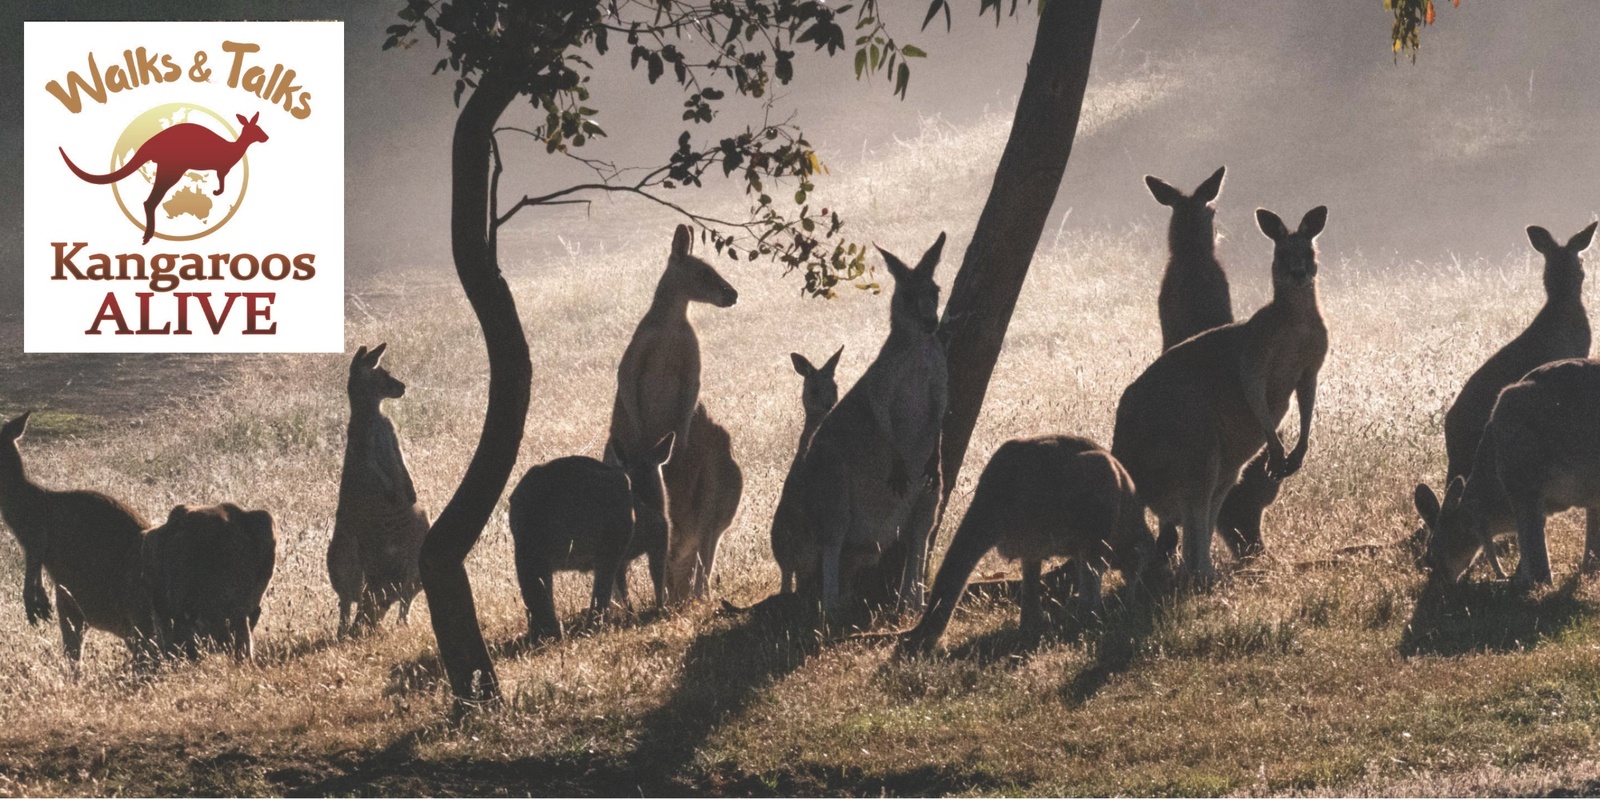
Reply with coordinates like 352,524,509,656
770,347,843,594
0,412,154,662
143,503,276,661
1145,166,1282,561
1146,166,1233,350
60,112,269,245
798,233,948,617
662,404,743,603
607,224,737,600
1414,223,1597,562
1416,359,1600,585
328,344,430,638
509,434,674,640
899,435,1167,654
1113,206,1329,587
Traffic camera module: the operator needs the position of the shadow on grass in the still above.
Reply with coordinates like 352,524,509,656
1059,582,1165,708
623,593,819,780
1398,574,1595,657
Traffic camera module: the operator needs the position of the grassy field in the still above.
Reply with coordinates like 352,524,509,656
4,60,1600,796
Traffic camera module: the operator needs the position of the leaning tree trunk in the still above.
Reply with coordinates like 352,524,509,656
418,68,530,706
864,0,1103,610
937,0,1103,506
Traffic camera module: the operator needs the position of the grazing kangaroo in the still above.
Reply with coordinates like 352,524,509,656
1113,206,1329,587
1415,222,1596,518
899,435,1167,654
607,224,738,601
509,434,674,640
0,412,154,662
60,112,269,244
662,404,743,602
328,344,430,637
1416,359,1600,585
770,347,843,594
1145,166,1282,560
798,233,948,617
143,503,276,661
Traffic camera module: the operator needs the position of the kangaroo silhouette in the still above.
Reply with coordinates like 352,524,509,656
59,112,269,244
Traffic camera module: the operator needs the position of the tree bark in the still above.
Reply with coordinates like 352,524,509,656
937,0,1103,507
419,68,530,706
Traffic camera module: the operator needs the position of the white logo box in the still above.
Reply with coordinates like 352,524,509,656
24,20,345,353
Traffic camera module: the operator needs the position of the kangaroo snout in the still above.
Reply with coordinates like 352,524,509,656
718,287,738,307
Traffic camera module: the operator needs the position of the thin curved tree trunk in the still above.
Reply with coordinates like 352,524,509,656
938,0,1103,508
419,68,530,706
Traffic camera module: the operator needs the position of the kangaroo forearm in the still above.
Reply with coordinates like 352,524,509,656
1293,378,1319,454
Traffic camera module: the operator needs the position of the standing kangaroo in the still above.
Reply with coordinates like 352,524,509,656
1417,359,1600,585
798,233,948,617
899,435,1166,654
1145,167,1284,561
509,434,675,640
771,347,843,594
1414,222,1596,566
662,405,743,602
60,112,269,245
1113,206,1329,587
607,224,739,603
1146,167,1233,350
328,344,430,637
0,412,153,662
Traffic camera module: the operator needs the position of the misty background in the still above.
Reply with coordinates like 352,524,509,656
1,1,1596,318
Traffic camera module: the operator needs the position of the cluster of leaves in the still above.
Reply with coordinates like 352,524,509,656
384,0,940,296
1386,0,1460,62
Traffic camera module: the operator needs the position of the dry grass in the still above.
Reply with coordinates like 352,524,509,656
3,67,1600,797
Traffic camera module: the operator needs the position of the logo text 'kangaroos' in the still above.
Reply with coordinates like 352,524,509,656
25,21,345,354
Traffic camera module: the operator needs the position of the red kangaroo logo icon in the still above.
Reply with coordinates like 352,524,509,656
59,112,269,244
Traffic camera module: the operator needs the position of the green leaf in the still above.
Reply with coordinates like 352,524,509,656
895,62,910,98
901,44,927,58
854,48,867,78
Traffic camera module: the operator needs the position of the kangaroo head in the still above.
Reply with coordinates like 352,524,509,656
1527,221,1596,299
791,346,843,418
234,112,269,145
0,411,31,444
1257,206,1327,288
662,224,738,308
1145,166,1225,241
1413,478,1484,583
881,232,947,335
349,343,406,402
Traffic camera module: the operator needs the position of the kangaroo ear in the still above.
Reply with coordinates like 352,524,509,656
1144,175,1184,207
915,232,948,277
165,505,192,526
1444,475,1467,506
1567,221,1598,253
878,246,911,283
250,112,259,124
1193,166,1226,204
791,352,815,377
368,342,388,365
822,345,844,375
1,411,31,442
236,113,248,126
1527,225,1558,255
1256,209,1288,241
671,224,693,259
649,433,676,466
353,345,369,362
1413,483,1441,525
1297,206,1328,239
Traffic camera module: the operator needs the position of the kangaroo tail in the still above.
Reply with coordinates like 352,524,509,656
59,146,145,185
